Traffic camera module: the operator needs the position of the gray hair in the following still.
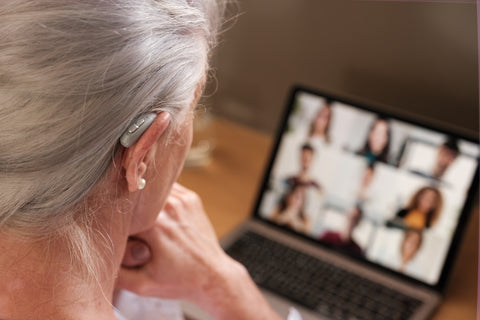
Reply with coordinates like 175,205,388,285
0,0,222,274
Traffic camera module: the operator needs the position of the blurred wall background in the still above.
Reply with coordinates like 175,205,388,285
207,0,478,136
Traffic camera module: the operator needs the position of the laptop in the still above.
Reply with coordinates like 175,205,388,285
185,85,479,320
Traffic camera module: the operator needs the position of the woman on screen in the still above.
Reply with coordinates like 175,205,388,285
394,186,443,230
357,117,391,164
308,102,333,145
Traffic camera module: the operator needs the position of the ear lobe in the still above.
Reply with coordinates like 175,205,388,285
122,112,171,192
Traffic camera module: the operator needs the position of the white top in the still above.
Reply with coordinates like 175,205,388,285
114,290,303,320
115,290,183,320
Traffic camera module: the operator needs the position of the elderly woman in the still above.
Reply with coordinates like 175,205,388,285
0,1,286,319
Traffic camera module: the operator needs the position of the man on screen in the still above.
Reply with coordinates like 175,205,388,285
285,143,321,191
431,138,459,181
409,137,460,184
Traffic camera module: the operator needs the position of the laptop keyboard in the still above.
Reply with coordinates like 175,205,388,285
225,231,422,320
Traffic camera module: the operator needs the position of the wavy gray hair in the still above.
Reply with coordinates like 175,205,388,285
0,0,222,276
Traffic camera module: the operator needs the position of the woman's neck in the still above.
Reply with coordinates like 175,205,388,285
0,175,135,319
0,229,126,320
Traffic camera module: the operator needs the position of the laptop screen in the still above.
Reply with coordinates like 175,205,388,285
257,87,479,287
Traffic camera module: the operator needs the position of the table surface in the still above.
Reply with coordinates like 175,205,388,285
178,117,478,320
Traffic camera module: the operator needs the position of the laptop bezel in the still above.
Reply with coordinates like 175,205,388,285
251,84,479,294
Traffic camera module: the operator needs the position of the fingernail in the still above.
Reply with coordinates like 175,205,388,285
131,243,150,261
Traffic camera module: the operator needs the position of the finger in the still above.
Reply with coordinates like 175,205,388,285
122,237,152,268
168,188,185,201
116,265,151,294
169,186,189,202
169,187,202,213
162,196,184,221
173,184,201,204
172,182,189,193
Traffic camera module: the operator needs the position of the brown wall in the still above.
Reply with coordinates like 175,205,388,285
208,0,478,136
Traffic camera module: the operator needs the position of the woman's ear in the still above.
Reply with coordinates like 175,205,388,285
122,112,171,192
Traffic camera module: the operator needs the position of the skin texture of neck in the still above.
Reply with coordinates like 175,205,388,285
0,201,132,320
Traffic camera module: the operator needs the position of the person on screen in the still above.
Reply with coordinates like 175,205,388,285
308,102,332,144
271,184,311,234
399,229,423,272
319,206,364,258
432,138,460,179
357,117,391,164
285,143,321,191
389,186,443,230
411,137,460,183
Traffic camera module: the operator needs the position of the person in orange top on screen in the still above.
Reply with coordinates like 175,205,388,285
395,187,443,230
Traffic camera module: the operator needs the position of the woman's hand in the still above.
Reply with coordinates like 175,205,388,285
116,183,282,320
116,183,230,298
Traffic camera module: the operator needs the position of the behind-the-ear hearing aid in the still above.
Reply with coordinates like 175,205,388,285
120,113,157,148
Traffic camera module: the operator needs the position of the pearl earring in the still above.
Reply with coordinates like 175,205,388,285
138,178,146,190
